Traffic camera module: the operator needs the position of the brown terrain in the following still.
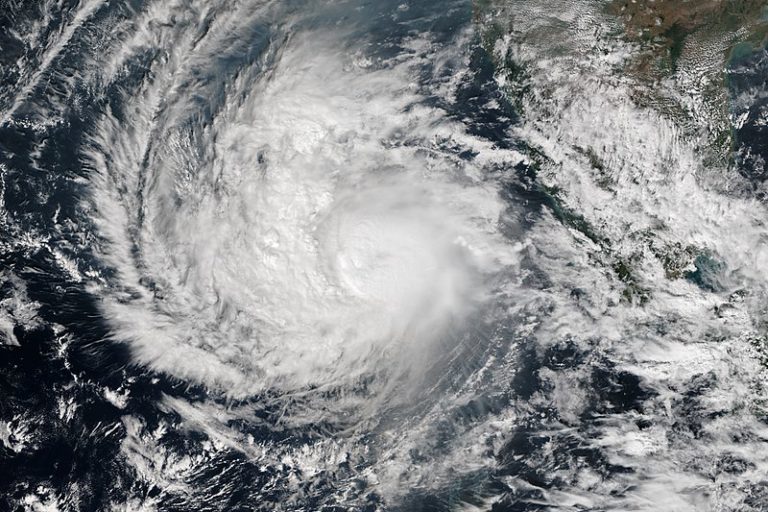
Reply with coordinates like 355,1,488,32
610,0,768,72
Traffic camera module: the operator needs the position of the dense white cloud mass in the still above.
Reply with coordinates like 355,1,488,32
85,7,521,397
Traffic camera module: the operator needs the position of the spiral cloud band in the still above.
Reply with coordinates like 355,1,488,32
84,4,521,397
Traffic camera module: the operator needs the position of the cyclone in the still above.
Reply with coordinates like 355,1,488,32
84,5,519,399
3,0,768,511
